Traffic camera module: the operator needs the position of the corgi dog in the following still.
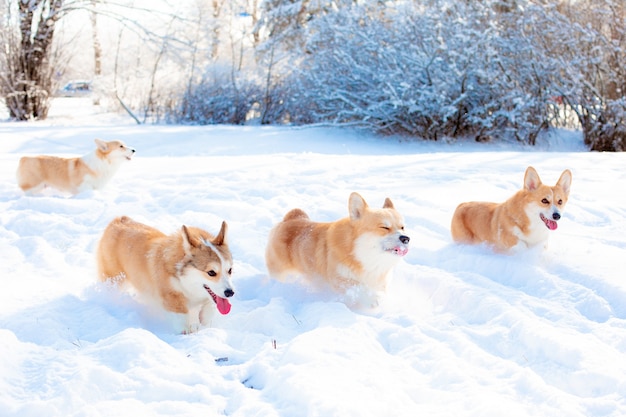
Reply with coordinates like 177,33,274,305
16,138,135,195
97,216,234,333
265,192,410,308
451,166,572,252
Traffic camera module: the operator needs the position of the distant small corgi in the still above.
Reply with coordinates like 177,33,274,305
265,192,410,308
16,138,135,195
451,166,572,252
97,216,235,333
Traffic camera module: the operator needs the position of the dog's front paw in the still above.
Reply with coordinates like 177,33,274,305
366,291,386,310
182,314,202,334
182,323,200,335
344,286,383,311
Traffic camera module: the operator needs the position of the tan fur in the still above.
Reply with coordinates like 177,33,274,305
16,138,135,195
265,192,410,308
97,216,234,333
451,166,572,252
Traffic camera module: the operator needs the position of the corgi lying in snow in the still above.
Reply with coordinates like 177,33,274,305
451,166,572,252
16,138,135,195
97,216,235,333
265,192,410,308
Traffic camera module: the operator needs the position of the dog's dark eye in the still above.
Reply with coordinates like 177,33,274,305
557,199,563,205
119,145,124,148
541,198,549,204
207,270,217,277
227,268,232,275
381,226,390,231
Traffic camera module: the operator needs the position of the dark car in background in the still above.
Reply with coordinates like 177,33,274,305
57,81,92,97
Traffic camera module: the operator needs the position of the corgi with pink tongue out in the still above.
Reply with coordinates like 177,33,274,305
266,192,410,309
97,216,234,334
451,166,572,252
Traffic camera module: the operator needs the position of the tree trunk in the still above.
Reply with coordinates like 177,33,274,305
3,0,64,120
211,0,222,59
90,3,102,106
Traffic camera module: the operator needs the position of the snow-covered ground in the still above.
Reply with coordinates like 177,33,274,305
1,98,625,416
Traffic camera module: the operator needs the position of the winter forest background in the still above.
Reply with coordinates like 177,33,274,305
0,0,624,151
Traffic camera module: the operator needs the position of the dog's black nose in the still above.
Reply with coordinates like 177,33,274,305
552,213,561,221
399,235,410,244
224,288,235,298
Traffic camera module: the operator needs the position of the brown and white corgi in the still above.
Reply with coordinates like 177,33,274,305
97,216,234,333
16,138,135,195
451,166,572,252
265,192,410,309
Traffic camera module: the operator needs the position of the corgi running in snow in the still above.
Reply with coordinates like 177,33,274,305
451,166,572,252
16,138,135,195
265,192,410,309
97,216,235,333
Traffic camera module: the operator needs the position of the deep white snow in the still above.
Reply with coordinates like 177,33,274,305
1,98,625,416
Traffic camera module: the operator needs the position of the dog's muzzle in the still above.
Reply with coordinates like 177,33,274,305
387,235,410,256
204,285,234,315
540,213,559,230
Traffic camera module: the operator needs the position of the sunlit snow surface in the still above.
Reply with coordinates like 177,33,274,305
1,99,625,417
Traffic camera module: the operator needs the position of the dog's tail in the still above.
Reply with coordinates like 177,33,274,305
283,208,309,222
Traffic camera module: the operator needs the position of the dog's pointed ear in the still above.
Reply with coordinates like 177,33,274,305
212,221,228,246
180,224,193,254
383,197,394,209
94,138,108,152
181,225,200,253
349,192,367,220
524,166,542,191
557,169,572,196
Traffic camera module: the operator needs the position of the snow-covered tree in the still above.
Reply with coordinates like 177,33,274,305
558,0,625,151
283,1,553,143
0,0,192,121
5,0,622,150
0,0,66,120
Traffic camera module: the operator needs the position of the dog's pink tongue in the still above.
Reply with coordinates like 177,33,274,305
541,214,558,231
216,297,231,315
394,246,409,256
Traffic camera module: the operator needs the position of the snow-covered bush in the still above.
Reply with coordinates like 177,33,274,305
166,67,261,125
283,1,564,144
583,98,626,151
569,1,626,152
